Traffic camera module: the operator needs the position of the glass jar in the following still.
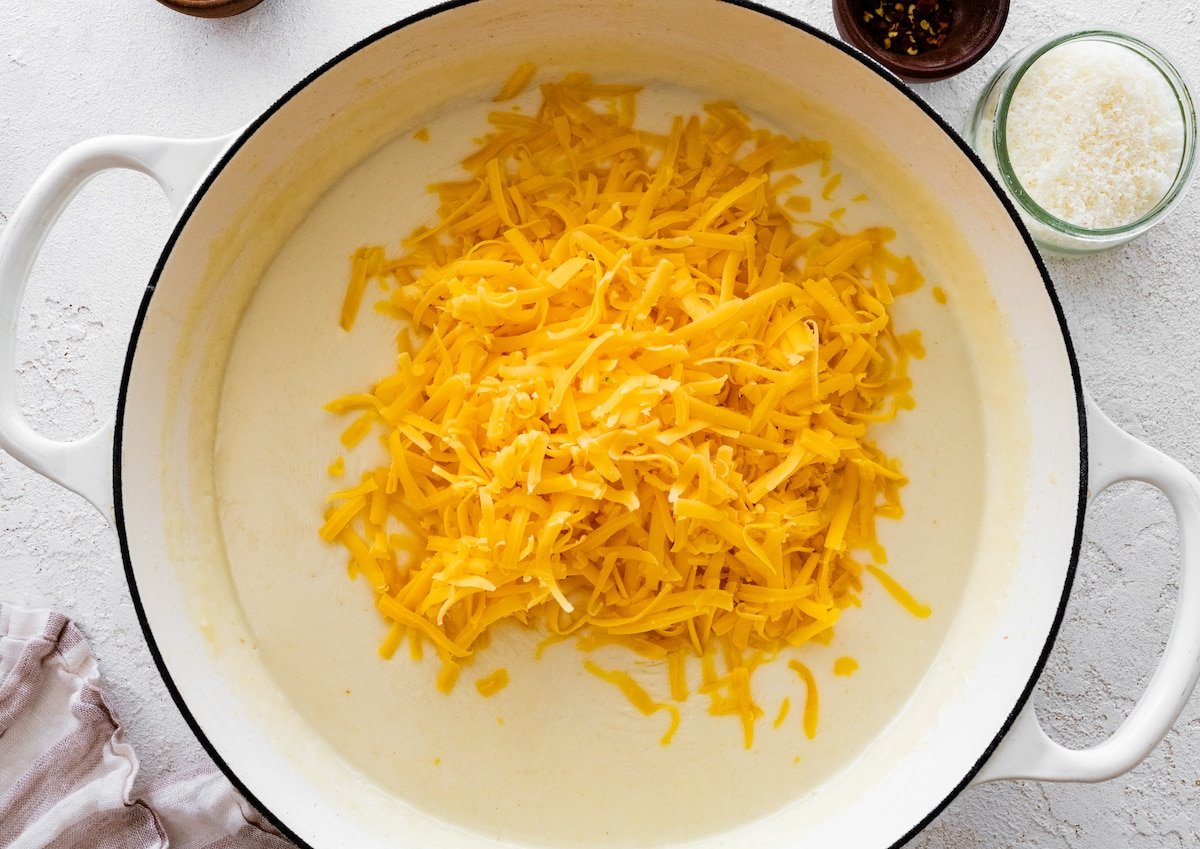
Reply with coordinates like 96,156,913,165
968,30,1197,256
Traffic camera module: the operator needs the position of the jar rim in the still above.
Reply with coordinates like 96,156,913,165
991,29,1198,241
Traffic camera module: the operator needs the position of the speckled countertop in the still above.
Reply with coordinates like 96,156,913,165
2,1,1198,846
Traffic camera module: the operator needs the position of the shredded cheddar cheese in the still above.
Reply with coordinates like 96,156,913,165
833,656,859,677
494,62,537,102
322,71,928,748
866,564,931,618
585,659,680,745
789,659,819,740
773,697,791,729
338,246,386,332
436,660,461,694
475,667,510,697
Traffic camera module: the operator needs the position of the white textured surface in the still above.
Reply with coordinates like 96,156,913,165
1,0,1197,845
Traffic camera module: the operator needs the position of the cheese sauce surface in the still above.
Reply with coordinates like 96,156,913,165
213,82,1009,846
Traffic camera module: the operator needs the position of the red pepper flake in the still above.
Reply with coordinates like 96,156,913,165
860,0,953,56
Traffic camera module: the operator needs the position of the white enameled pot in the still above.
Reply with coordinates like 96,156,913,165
3,2,1200,847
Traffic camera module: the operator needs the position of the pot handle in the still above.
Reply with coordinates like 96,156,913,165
0,134,234,525
973,392,1200,784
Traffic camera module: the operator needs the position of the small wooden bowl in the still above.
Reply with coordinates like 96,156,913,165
831,0,1010,83
156,0,265,18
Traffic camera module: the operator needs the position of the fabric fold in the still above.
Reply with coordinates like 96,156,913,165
0,604,293,849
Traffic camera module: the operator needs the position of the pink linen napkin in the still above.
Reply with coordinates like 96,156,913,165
0,604,295,849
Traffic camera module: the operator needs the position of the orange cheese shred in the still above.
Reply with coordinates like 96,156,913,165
475,668,510,697
494,61,537,102
866,564,932,618
323,71,930,748
436,660,461,694
833,656,859,677
789,659,819,740
585,660,680,745
773,697,791,729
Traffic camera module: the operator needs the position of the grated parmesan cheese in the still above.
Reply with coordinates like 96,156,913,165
1005,40,1185,229
321,71,930,748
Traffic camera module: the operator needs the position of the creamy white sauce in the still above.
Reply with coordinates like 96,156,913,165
214,84,996,846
